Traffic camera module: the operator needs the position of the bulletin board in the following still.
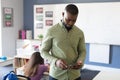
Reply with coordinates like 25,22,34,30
34,2,120,45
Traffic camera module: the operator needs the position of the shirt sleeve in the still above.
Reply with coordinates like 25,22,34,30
77,31,86,66
40,29,58,65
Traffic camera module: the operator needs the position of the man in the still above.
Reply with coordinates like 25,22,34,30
41,4,86,80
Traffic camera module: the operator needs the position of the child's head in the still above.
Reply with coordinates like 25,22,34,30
30,52,44,65
24,52,44,77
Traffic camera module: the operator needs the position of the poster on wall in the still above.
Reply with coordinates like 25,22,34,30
45,11,53,17
45,20,53,26
34,5,54,39
36,15,43,21
36,7,43,13
36,23,43,29
3,7,13,27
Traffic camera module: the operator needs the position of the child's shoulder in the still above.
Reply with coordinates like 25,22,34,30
36,64,48,74
38,64,48,69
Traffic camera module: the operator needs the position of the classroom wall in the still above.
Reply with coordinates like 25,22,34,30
1,0,23,57
24,0,120,69
0,0,2,56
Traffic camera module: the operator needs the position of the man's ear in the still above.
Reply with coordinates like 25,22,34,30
62,12,64,17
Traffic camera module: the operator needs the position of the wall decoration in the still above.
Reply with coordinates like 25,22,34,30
45,11,53,17
36,15,43,21
36,7,43,13
36,23,43,29
45,20,53,26
3,7,13,27
34,5,54,39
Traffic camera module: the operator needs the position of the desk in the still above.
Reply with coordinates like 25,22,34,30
0,57,13,66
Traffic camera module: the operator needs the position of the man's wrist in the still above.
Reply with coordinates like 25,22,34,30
55,59,58,66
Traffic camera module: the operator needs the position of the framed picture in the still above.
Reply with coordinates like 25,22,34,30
36,23,43,29
3,7,13,27
45,20,53,26
45,11,53,17
36,7,43,13
36,15,43,21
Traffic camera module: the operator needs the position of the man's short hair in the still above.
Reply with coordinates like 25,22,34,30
65,4,79,15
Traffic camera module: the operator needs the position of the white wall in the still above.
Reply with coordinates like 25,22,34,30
0,0,2,56
1,0,23,57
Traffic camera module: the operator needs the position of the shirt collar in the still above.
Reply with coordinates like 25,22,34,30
59,20,73,31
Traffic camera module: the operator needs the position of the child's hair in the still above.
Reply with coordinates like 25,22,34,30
24,52,44,77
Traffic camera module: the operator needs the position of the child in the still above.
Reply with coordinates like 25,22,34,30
23,52,49,80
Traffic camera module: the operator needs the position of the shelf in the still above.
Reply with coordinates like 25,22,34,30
14,39,42,73
14,55,31,59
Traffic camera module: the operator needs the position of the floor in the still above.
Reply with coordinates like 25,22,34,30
0,64,13,80
84,64,120,80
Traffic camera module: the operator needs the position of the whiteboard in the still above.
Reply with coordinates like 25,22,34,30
34,2,120,45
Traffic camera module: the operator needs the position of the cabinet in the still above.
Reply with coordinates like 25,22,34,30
13,55,30,73
13,39,41,73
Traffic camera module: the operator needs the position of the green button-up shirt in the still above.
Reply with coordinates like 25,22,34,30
41,21,86,80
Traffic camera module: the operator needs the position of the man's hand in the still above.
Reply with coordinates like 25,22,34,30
55,59,68,70
71,61,83,69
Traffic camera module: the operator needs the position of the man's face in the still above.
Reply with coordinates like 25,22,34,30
63,11,78,27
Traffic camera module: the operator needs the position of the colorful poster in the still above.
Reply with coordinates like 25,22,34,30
45,20,53,26
36,7,43,13
3,7,13,27
36,15,43,21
